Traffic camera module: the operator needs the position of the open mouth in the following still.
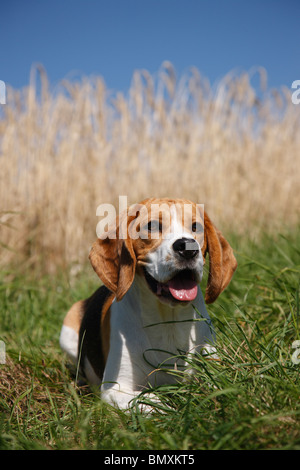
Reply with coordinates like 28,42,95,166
143,268,198,302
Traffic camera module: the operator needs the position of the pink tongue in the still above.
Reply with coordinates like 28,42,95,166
167,275,198,301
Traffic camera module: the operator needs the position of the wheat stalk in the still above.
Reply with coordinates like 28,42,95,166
1,62,299,272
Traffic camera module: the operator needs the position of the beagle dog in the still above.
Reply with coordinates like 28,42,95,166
60,198,237,409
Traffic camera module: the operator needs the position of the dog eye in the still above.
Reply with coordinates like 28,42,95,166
146,220,162,233
192,221,203,233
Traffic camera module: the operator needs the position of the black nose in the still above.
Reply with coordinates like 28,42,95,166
172,237,199,259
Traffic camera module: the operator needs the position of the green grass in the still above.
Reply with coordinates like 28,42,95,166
0,229,300,450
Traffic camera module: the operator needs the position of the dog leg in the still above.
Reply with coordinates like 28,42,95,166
59,325,78,364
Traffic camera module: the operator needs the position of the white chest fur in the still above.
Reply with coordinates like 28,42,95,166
102,278,215,394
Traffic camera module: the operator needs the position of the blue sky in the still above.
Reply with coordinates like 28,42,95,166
1,0,299,94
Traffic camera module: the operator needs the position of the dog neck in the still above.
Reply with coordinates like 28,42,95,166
124,273,208,327
111,273,215,364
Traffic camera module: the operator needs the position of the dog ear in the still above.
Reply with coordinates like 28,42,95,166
202,212,237,304
89,217,136,301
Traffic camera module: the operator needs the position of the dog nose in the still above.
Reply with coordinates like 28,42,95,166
172,238,199,259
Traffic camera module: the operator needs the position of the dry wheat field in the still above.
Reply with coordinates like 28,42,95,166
1,62,300,272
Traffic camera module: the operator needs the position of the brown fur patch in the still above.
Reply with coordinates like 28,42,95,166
63,300,84,334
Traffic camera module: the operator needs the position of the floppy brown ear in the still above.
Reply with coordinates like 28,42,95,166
89,234,136,301
202,212,237,304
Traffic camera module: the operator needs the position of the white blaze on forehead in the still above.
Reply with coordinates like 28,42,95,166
169,203,203,239
167,204,202,252
144,203,204,283
170,204,188,237
170,204,180,236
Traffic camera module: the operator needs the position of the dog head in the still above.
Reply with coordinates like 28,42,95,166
89,197,237,305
